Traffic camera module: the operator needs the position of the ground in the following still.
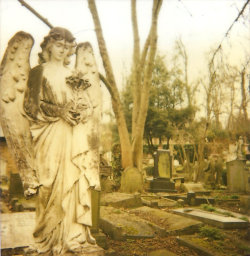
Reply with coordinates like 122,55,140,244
1,188,249,256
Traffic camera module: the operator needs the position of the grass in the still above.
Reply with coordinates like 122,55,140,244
201,204,216,212
239,216,249,222
214,194,239,200
199,225,224,240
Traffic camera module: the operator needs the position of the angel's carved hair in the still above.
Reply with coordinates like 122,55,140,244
38,27,76,65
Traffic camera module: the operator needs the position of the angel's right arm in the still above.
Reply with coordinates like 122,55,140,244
40,100,63,117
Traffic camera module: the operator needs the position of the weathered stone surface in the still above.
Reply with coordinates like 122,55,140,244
63,246,105,256
210,206,250,222
141,195,177,208
173,208,248,229
177,236,215,256
130,206,202,235
240,195,250,215
149,178,176,193
1,212,35,249
147,249,177,256
120,167,144,193
180,182,210,195
91,190,101,232
92,231,108,250
100,206,156,240
157,198,178,208
100,192,142,208
226,159,247,192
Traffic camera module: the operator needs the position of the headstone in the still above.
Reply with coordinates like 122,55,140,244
9,173,24,198
1,212,36,249
149,150,176,192
120,167,143,193
226,159,247,192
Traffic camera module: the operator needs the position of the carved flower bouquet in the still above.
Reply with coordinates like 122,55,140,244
66,71,92,123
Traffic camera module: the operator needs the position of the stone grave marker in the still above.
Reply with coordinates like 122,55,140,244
131,206,202,236
9,173,24,198
100,192,142,208
100,206,156,240
226,159,248,192
173,208,248,229
149,150,176,192
180,182,210,195
1,212,36,249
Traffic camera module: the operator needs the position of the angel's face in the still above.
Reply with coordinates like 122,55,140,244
49,39,70,62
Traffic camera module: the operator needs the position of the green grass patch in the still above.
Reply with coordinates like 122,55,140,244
239,216,249,222
199,225,224,240
201,204,215,212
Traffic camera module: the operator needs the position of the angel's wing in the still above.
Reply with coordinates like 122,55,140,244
75,42,102,123
0,31,39,196
75,42,102,190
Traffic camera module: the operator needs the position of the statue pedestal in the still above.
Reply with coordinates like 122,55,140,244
64,246,105,256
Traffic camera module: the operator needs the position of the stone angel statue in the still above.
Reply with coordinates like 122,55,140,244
0,27,103,255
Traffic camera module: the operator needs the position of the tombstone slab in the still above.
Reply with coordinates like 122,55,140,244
100,206,156,240
177,236,215,256
173,208,248,229
100,192,142,208
180,182,210,195
130,206,202,235
1,212,36,249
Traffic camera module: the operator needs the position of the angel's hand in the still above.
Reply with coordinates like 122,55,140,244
59,102,83,126
24,187,39,199
60,109,80,126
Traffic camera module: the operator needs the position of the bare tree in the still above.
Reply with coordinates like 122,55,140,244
88,0,163,173
240,60,249,122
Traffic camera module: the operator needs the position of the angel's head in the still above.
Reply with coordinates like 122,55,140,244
39,27,76,66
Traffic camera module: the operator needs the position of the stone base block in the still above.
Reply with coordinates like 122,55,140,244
149,178,176,192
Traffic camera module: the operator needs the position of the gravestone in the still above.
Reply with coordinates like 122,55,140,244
149,150,176,192
91,190,107,249
120,167,143,193
226,159,247,192
9,173,24,198
174,208,247,229
1,212,36,249
100,206,156,240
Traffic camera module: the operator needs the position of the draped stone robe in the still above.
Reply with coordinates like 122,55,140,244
24,63,100,254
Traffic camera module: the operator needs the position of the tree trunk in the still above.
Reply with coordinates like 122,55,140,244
241,69,248,122
88,0,133,168
88,0,163,173
131,0,163,170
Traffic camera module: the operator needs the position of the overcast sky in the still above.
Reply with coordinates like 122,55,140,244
0,0,249,112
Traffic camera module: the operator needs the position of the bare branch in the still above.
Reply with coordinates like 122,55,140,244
210,0,250,66
17,0,53,28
